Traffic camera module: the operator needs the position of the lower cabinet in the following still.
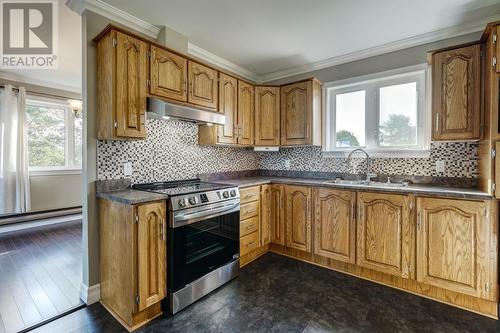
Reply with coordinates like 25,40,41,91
284,185,312,252
356,192,414,278
270,184,285,245
260,184,272,246
312,188,356,264
416,197,497,300
99,199,166,330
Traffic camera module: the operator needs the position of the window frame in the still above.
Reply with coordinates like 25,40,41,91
322,64,431,157
26,95,82,174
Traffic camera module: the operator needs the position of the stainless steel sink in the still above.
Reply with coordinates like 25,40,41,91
367,181,408,188
322,179,366,186
322,179,408,188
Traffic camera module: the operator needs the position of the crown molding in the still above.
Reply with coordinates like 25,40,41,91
66,0,160,39
0,71,82,94
187,43,260,82
260,14,500,83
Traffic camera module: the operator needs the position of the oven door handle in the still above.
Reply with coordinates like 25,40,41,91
172,201,240,228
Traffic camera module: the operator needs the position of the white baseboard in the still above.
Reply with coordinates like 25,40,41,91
80,282,100,305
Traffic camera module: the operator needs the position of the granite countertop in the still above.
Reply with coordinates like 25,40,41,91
96,189,168,205
215,176,492,200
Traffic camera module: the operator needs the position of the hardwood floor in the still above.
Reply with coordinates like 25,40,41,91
0,221,83,333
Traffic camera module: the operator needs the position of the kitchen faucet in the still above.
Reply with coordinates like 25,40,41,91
346,148,377,183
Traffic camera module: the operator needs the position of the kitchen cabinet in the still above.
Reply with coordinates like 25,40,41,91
255,86,280,146
416,197,497,300
216,73,238,144
239,186,261,265
431,44,481,140
260,184,272,246
312,188,356,264
270,184,285,245
187,61,218,109
356,192,414,278
96,29,148,139
149,45,187,102
284,185,312,252
99,199,166,330
238,80,255,145
496,25,500,73
280,79,322,146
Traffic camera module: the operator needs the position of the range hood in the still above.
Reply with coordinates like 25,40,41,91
147,97,225,125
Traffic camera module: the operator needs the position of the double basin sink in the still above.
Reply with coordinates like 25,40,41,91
322,179,409,188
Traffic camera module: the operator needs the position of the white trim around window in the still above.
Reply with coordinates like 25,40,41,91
322,64,431,157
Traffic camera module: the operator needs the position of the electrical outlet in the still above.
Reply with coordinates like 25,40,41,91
284,159,291,169
435,160,445,173
123,162,133,176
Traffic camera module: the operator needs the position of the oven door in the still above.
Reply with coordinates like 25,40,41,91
168,201,240,292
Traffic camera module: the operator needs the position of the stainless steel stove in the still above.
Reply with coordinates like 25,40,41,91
133,179,240,314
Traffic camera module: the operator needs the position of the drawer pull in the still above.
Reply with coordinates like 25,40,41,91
246,241,256,248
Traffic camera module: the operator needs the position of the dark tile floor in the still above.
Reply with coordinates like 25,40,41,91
0,221,83,333
34,253,499,333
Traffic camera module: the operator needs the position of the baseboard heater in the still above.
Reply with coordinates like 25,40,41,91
0,206,82,226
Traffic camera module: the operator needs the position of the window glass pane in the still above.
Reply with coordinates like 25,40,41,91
26,104,66,167
335,90,365,147
379,82,417,146
73,114,82,167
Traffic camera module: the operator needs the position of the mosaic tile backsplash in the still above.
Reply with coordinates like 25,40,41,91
97,119,478,182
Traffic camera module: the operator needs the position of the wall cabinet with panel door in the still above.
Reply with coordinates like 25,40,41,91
216,73,238,145
312,188,356,264
187,61,219,110
96,29,148,140
99,199,166,331
281,79,322,146
255,86,280,146
238,81,255,145
430,43,481,140
284,185,312,252
416,197,497,300
356,192,414,278
149,45,188,102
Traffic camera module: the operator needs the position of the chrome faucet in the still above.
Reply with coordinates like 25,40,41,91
346,148,377,183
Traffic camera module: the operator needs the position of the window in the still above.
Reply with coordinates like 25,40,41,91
26,96,82,172
324,65,429,155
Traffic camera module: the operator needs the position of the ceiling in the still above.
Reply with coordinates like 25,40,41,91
101,0,500,81
0,0,82,93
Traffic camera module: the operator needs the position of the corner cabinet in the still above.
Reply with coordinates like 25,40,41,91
96,29,148,139
99,199,166,331
313,188,356,264
255,86,280,146
356,192,414,278
281,79,322,146
431,44,481,140
284,185,312,252
416,197,497,300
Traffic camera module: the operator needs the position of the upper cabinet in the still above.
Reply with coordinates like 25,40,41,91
281,79,322,146
97,29,148,139
216,73,238,145
150,46,187,102
238,81,255,146
431,44,481,141
188,61,218,110
255,86,280,146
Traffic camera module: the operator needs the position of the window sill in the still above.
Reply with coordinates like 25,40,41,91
29,169,82,176
322,149,431,158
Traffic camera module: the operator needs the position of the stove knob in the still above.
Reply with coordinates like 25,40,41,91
222,191,229,199
178,198,187,208
189,196,199,205
230,189,237,197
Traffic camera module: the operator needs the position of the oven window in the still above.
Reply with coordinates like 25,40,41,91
168,211,239,291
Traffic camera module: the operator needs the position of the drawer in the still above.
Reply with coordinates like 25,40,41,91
240,231,259,256
240,216,259,237
240,186,260,203
240,201,259,220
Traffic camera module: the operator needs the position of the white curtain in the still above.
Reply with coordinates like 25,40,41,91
0,85,30,215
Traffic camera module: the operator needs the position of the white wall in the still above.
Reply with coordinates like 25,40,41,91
29,173,82,212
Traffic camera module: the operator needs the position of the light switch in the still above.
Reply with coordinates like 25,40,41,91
435,160,445,173
123,162,133,176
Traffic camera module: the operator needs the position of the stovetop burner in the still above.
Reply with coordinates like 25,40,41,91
133,179,233,196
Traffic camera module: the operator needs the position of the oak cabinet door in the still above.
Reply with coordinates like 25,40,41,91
281,81,311,145
255,86,280,146
357,192,414,278
432,44,481,140
136,202,166,312
260,185,272,246
270,185,285,245
237,80,254,146
313,188,356,264
416,198,496,300
188,61,218,109
115,31,148,138
217,73,238,144
149,46,187,102
285,185,312,252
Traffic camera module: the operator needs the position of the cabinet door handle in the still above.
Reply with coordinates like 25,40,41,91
417,213,422,231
